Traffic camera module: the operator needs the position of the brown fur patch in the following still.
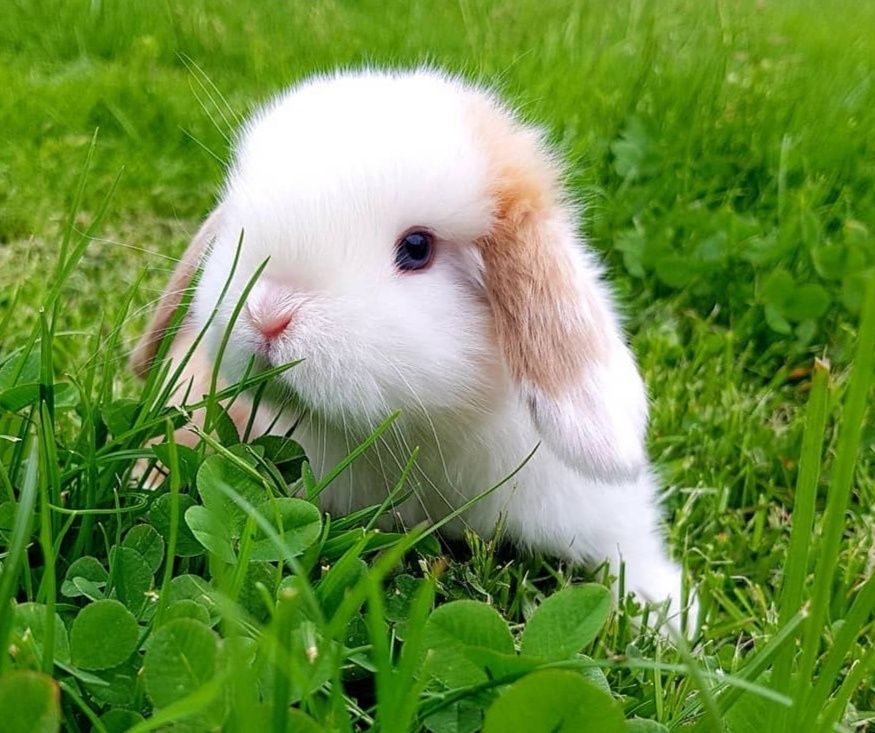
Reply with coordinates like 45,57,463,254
130,207,223,378
131,206,270,476
466,94,607,397
131,333,259,484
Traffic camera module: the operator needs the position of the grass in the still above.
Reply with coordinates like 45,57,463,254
0,0,873,731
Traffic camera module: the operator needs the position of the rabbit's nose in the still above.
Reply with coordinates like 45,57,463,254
246,281,297,341
252,310,293,340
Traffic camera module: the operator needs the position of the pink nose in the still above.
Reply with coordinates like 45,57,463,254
250,310,293,341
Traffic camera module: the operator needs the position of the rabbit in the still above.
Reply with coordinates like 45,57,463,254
132,68,697,633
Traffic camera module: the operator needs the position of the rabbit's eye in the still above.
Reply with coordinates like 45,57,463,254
395,231,434,272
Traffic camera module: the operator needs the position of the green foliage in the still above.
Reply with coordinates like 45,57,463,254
0,1,873,731
142,619,220,708
70,600,139,671
519,584,611,660
11,604,70,666
185,454,322,562
0,670,61,733
626,722,669,733
483,670,626,733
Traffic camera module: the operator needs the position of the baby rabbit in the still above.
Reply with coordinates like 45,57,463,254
133,68,695,631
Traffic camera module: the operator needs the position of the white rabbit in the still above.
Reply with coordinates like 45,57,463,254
133,68,696,632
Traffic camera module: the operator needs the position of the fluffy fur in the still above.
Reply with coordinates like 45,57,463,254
134,68,695,630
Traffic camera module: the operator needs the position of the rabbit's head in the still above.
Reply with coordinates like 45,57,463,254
133,69,648,481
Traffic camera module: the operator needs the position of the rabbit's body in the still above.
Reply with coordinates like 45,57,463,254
296,405,680,610
134,68,694,630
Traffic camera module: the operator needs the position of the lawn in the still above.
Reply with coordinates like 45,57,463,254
0,0,873,731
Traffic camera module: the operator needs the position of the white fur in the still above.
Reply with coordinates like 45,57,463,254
190,68,694,631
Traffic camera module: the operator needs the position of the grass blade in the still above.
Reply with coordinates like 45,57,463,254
311,411,401,498
383,573,437,733
0,441,38,674
686,610,806,729
768,358,829,729
801,571,875,722
152,419,182,629
203,256,269,435
790,270,875,728
813,647,875,733
36,404,58,674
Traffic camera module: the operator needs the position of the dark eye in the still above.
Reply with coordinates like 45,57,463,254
395,230,434,272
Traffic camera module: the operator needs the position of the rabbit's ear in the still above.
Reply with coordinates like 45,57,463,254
474,108,648,480
130,208,223,378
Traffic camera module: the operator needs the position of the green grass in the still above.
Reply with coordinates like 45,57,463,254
1,0,874,731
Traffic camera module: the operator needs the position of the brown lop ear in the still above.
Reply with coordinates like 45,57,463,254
130,207,223,378
470,97,648,481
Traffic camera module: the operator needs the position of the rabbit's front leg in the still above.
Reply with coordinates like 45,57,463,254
504,472,696,634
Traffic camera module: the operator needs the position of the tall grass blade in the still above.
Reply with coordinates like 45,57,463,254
0,441,38,674
813,647,875,733
311,411,401,498
152,420,182,629
801,571,875,722
768,358,829,729
383,573,437,733
203,257,269,434
36,404,58,674
790,270,875,728
57,129,99,283
685,610,805,729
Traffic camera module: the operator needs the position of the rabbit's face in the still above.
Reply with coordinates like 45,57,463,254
132,68,648,480
193,72,505,428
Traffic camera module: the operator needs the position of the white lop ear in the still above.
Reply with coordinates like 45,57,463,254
130,207,223,378
469,97,648,481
